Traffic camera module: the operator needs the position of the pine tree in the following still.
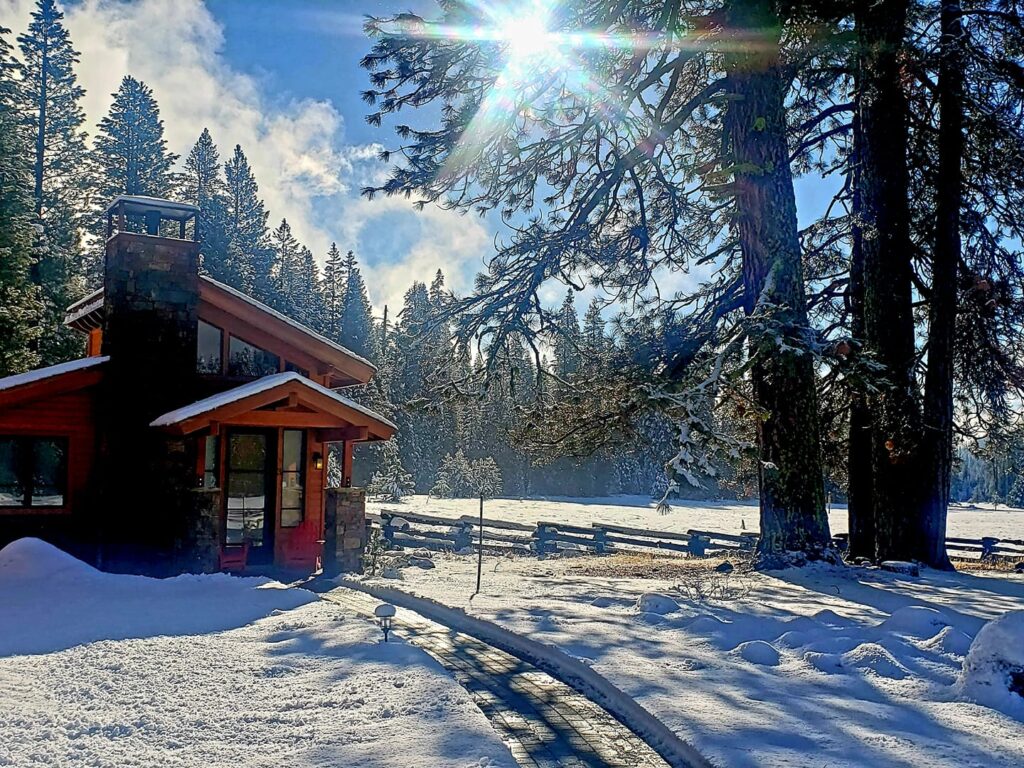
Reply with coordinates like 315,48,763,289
338,250,378,361
224,144,270,296
269,218,303,315
93,76,177,203
322,242,346,331
18,0,89,364
182,128,230,281
553,289,582,378
367,437,415,501
0,25,42,375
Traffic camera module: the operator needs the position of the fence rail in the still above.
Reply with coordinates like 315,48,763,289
373,507,1024,564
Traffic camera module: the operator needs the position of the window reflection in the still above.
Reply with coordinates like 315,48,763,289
197,320,222,374
281,429,304,527
228,336,280,377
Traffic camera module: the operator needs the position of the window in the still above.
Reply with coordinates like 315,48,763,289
228,336,280,377
0,437,68,508
280,430,305,527
197,320,223,374
284,361,309,378
202,436,219,488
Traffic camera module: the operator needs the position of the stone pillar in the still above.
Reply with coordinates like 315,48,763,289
323,487,367,576
98,232,201,574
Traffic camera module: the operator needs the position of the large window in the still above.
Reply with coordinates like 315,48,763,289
197,320,223,374
0,437,68,508
228,336,280,377
280,429,305,527
202,436,219,489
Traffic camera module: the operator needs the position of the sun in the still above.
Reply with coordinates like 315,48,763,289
501,12,554,63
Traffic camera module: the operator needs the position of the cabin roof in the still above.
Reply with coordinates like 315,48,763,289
105,195,199,221
64,278,376,385
0,356,109,409
0,356,109,394
150,371,396,440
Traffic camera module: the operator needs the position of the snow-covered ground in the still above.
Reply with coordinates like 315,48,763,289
367,497,1024,768
0,538,514,768
369,494,1024,542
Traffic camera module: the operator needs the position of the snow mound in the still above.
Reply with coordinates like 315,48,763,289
924,625,974,657
0,537,98,581
736,640,781,667
776,629,811,648
879,605,951,637
0,538,316,657
805,651,844,674
957,610,1024,718
685,615,729,635
841,642,910,680
636,592,679,615
590,596,616,608
801,635,862,656
813,609,855,628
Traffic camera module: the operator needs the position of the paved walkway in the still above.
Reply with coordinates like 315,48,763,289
322,587,671,768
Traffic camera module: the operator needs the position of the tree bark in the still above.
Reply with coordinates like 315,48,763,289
855,0,923,562
725,0,831,564
846,98,875,561
920,1,962,570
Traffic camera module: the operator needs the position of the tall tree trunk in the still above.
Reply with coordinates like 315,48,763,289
855,0,922,562
847,100,875,561
33,43,47,217
920,1,962,570
725,0,831,564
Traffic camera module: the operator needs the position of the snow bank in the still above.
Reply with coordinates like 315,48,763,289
957,610,1024,718
636,592,680,615
0,538,316,657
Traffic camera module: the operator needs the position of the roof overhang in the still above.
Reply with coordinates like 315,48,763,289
63,278,376,387
0,357,108,409
150,372,396,441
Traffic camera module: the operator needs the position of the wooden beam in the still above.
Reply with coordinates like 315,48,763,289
219,411,341,428
317,426,368,443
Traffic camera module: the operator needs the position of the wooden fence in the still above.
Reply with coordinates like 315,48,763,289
371,508,1024,564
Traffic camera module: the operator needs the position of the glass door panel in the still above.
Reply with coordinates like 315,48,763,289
225,431,275,563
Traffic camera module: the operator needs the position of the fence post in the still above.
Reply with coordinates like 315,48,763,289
688,534,709,558
981,537,999,561
381,513,396,550
593,527,607,554
534,524,549,557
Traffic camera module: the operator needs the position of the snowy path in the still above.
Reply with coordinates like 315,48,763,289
321,584,694,768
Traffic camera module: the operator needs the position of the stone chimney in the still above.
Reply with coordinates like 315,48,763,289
97,196,202,573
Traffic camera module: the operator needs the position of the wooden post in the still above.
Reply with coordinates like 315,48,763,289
474,494,483,596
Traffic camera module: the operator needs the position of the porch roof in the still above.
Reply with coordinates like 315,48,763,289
0,356,108,408
149,372,396,440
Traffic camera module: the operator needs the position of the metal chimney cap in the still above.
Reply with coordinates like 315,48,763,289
105,195,199,222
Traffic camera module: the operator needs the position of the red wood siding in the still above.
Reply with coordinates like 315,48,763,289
0,391,97,516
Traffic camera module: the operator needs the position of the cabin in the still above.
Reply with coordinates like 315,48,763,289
0,196,394,576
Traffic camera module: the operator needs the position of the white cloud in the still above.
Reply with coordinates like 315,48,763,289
1,0,493,304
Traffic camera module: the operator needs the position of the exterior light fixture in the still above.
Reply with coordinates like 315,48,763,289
312,452,324,470
374,603,396,642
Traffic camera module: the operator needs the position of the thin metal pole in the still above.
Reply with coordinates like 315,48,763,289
475,493,484,595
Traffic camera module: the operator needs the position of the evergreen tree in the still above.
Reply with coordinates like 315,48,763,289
367,437,415,501
93,76,177,203
337,250,378,361
18,0,89,363
224,144,270,296
322,242,346,331
269,218,303,316
553,289,582,378
182,128,230,281
0,25,42,375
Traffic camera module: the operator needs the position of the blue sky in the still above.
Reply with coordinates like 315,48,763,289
2,0,841,314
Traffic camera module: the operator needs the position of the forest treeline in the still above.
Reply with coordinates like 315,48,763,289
2,2,1024,569
0,0,692,503
359,0,1024,567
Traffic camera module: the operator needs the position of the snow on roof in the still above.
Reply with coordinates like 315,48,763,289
106,195,199,220
149,371,397,430
0,356,109,393
201,277,376,372
63,287,105,328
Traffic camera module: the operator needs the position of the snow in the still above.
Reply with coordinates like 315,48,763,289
957,610,1024,718
370,493,1024,543
636,592,680,615
0,355,108,393
363,498,1024,768
0,539,514,767
150,370,396,430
